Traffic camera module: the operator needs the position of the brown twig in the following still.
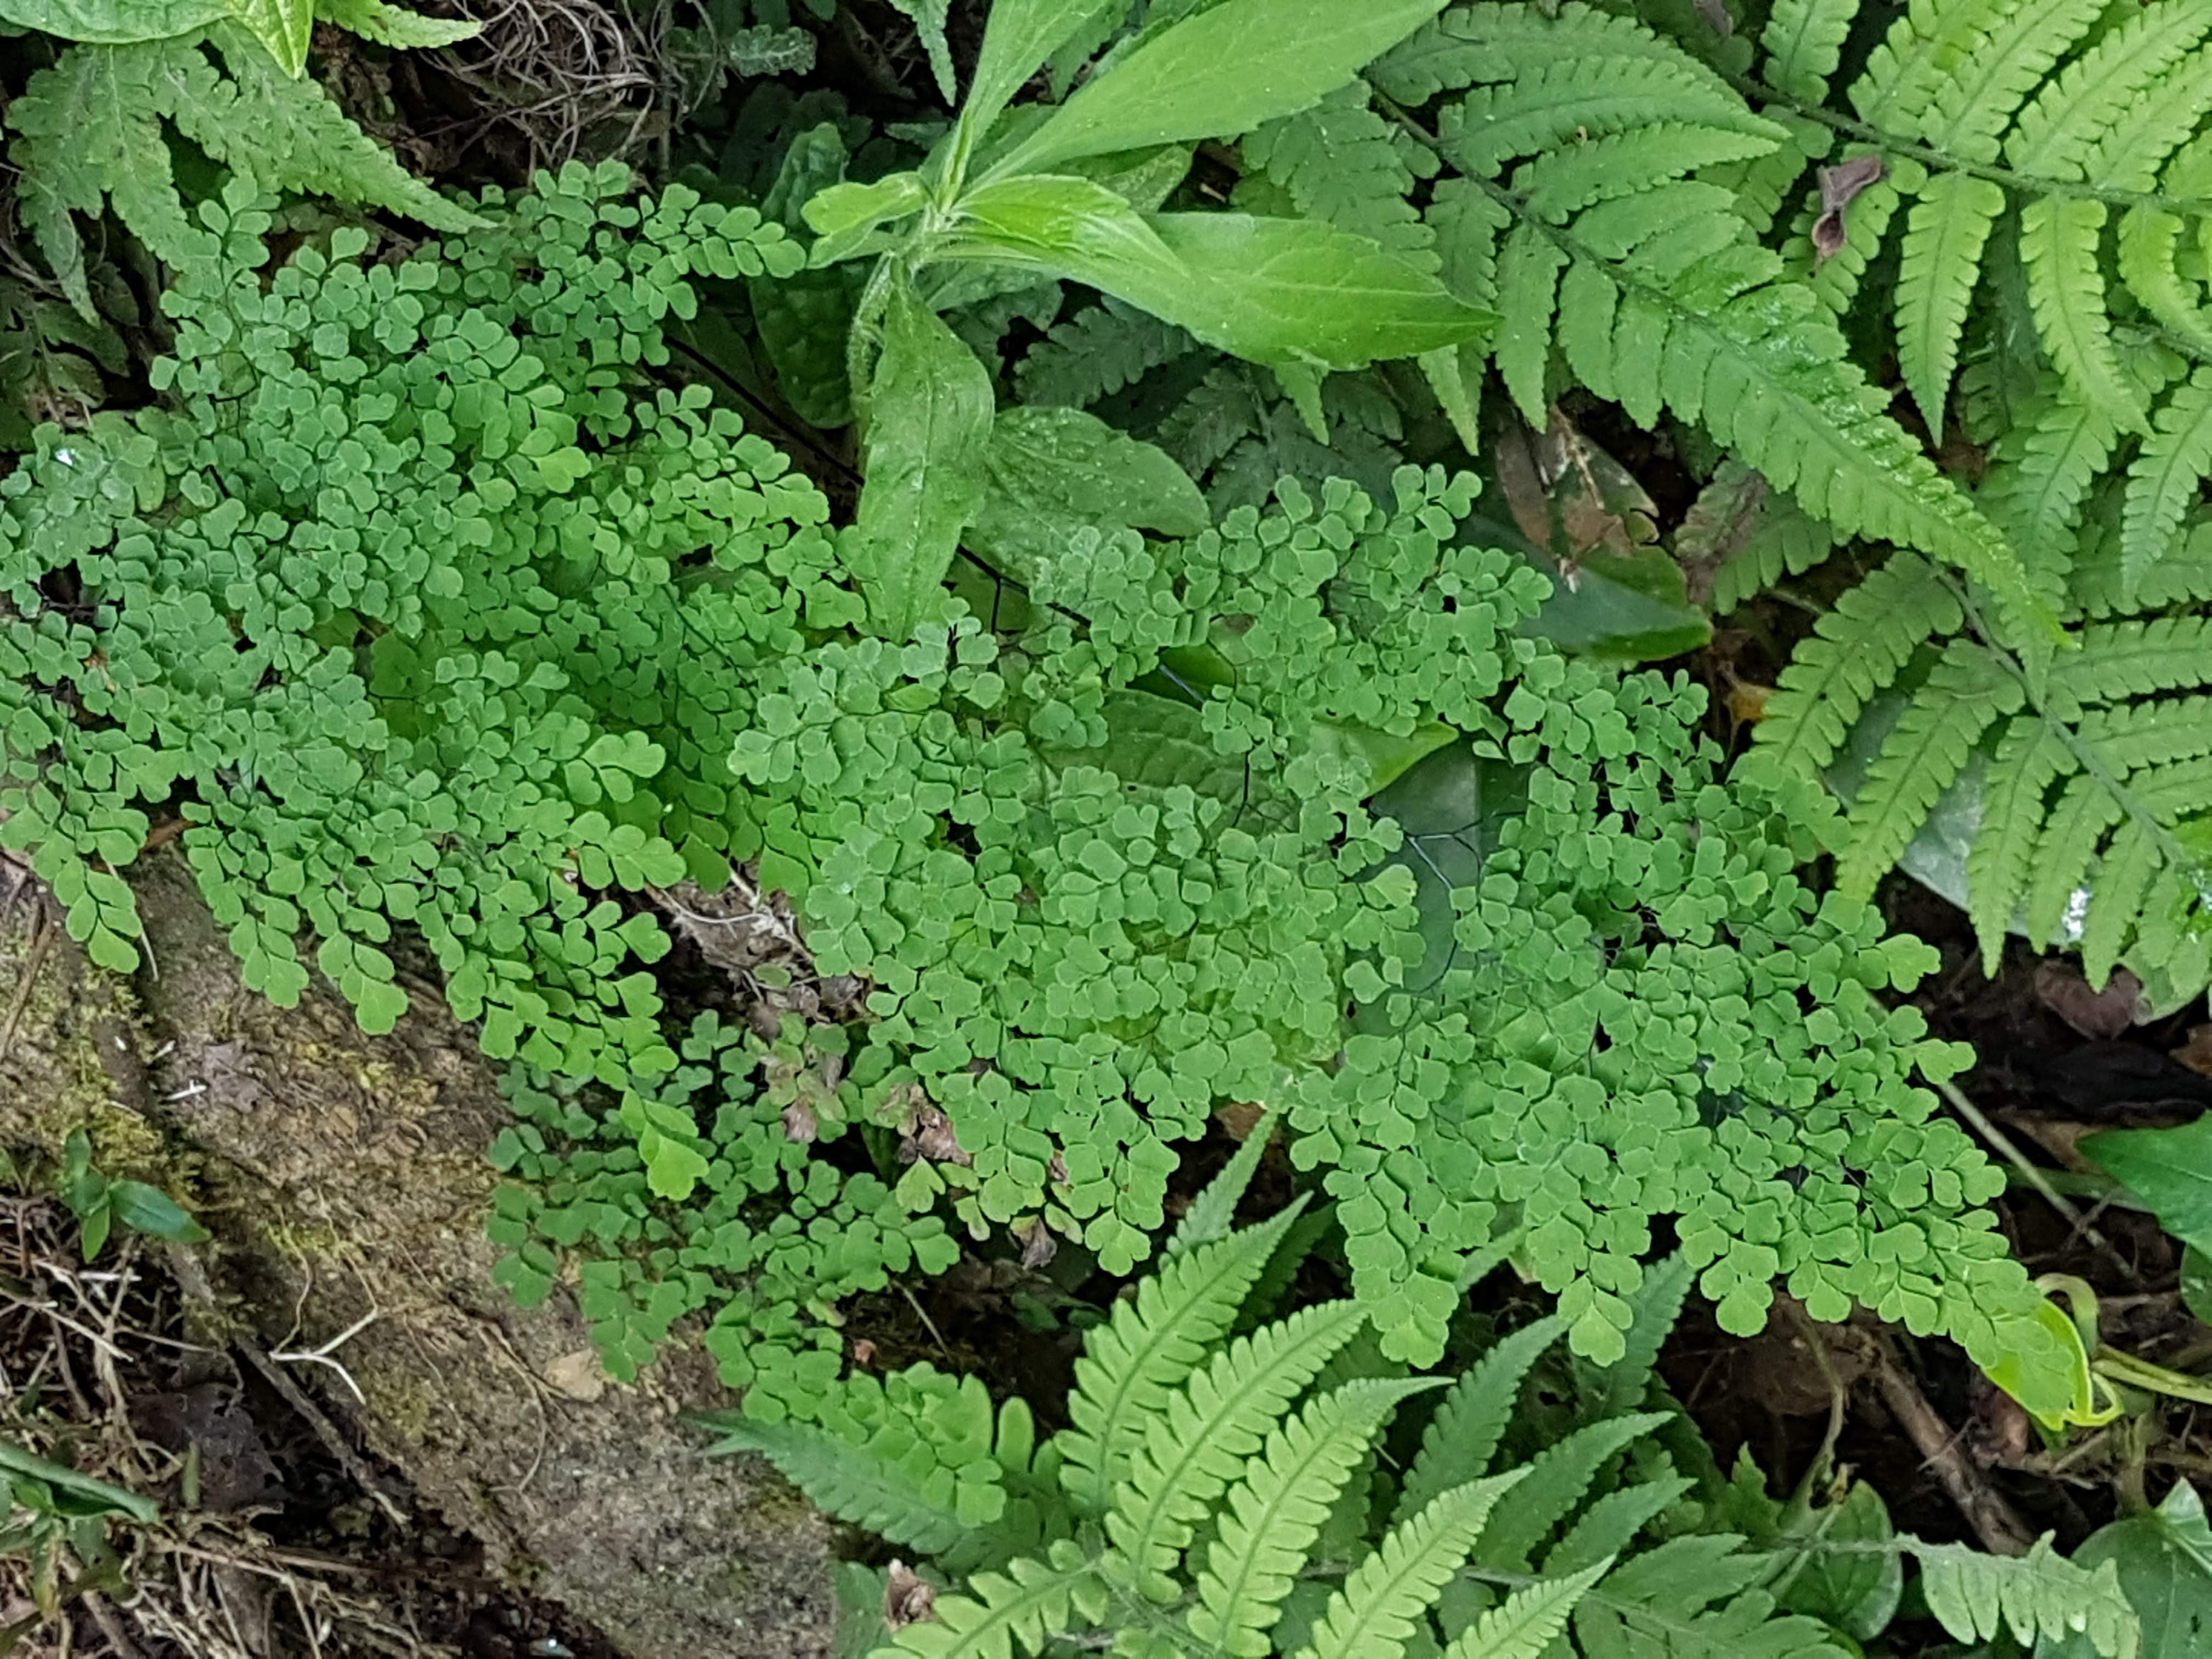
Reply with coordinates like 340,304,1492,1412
1864,1327,2035,1555
164,1250,408,1527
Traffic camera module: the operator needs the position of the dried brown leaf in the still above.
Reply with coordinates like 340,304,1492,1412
1812,153,1886,262
2033,962,2146,1041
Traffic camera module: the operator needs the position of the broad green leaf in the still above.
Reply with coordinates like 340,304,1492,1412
2040,1480,2212,1658
964,404,1209,579
2184,1246,2212,1326
1360,739,1528,1015
1974,1296,2109,1432
951,174,1493,373
2083,1118,2212,1254
847,277,996,640
988,0,1447,178
0,1444,156,1525
803,173,928,267
964,0,1132,149
1040,689,1288,823
230,0,312,74
0,0,223,41
756,123,864,427
1307,720,1460,800
1481,410,1711,662
1773,1480,1905,1641
106,1179,210,1243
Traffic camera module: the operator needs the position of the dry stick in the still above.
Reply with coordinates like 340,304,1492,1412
1936,1078,2135,1280
163,1250,408,1527
80,1589,146,1659
1865,1327,2036,1556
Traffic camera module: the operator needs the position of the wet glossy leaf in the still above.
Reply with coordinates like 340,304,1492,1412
2039,1481,2212,1657
989,0,1447,177
847,277,996,640
965,405,1209,582
2083,1118,2212,1256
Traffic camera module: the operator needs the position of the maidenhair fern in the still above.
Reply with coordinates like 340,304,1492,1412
716,1162,2142,1659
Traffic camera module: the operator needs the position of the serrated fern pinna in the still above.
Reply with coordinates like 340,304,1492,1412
708,1170,2142,1659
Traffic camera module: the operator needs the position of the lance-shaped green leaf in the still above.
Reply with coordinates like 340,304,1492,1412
988,0,1447,179
951,174,1494,375
966,405,1209,581
846,276,995,641
803,172,928,267
964,0,1133,151
232,0,312,73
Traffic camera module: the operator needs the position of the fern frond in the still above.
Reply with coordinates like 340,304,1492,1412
1494,225,1569,424
1059,1203,1309,1516
2073,517,2212,617
8,32,479,315
2024,773,2123,949
878,1545,1102,1659
2020,198,2147,435
1544,1477,1695,1574
1759,0,1859,100
1850,0,2032,135
1515,126,1782,224
2005,3,2212,179
1966,720,2072,975
1167,1115,1274,1255
1915,0,2107,160
1448,59,1779,182
317,0,479,47
1572,1534,1851,1657
1839,641,2026,898
2075,696,2212,774
1977,384,2120,583
1246,86,1437,267
1372,1,1736,106
2119,204,2212,359
1104,1301,1370,1599
1393,1312,1570,1523
1751,554,1963,779
2081,816,2161,987
1469,1411,1672,1572
702,1408,995,1558
1442,1557,1613,1659
1158,365,1269,478
1792,153,1900,315
2081,43,2212,195
1188,1379,1443,1658
2124,368,2212,601
1428,178,1513,309
1909,1534,2141,1658
1644,247,2039,633
1683,465,1836,613
1707,120,1825,237
1558,264,1625,403
1291,1473,1528,1659
1013,298,1197,409
2051,616,2212,703
1896,172,2008,435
